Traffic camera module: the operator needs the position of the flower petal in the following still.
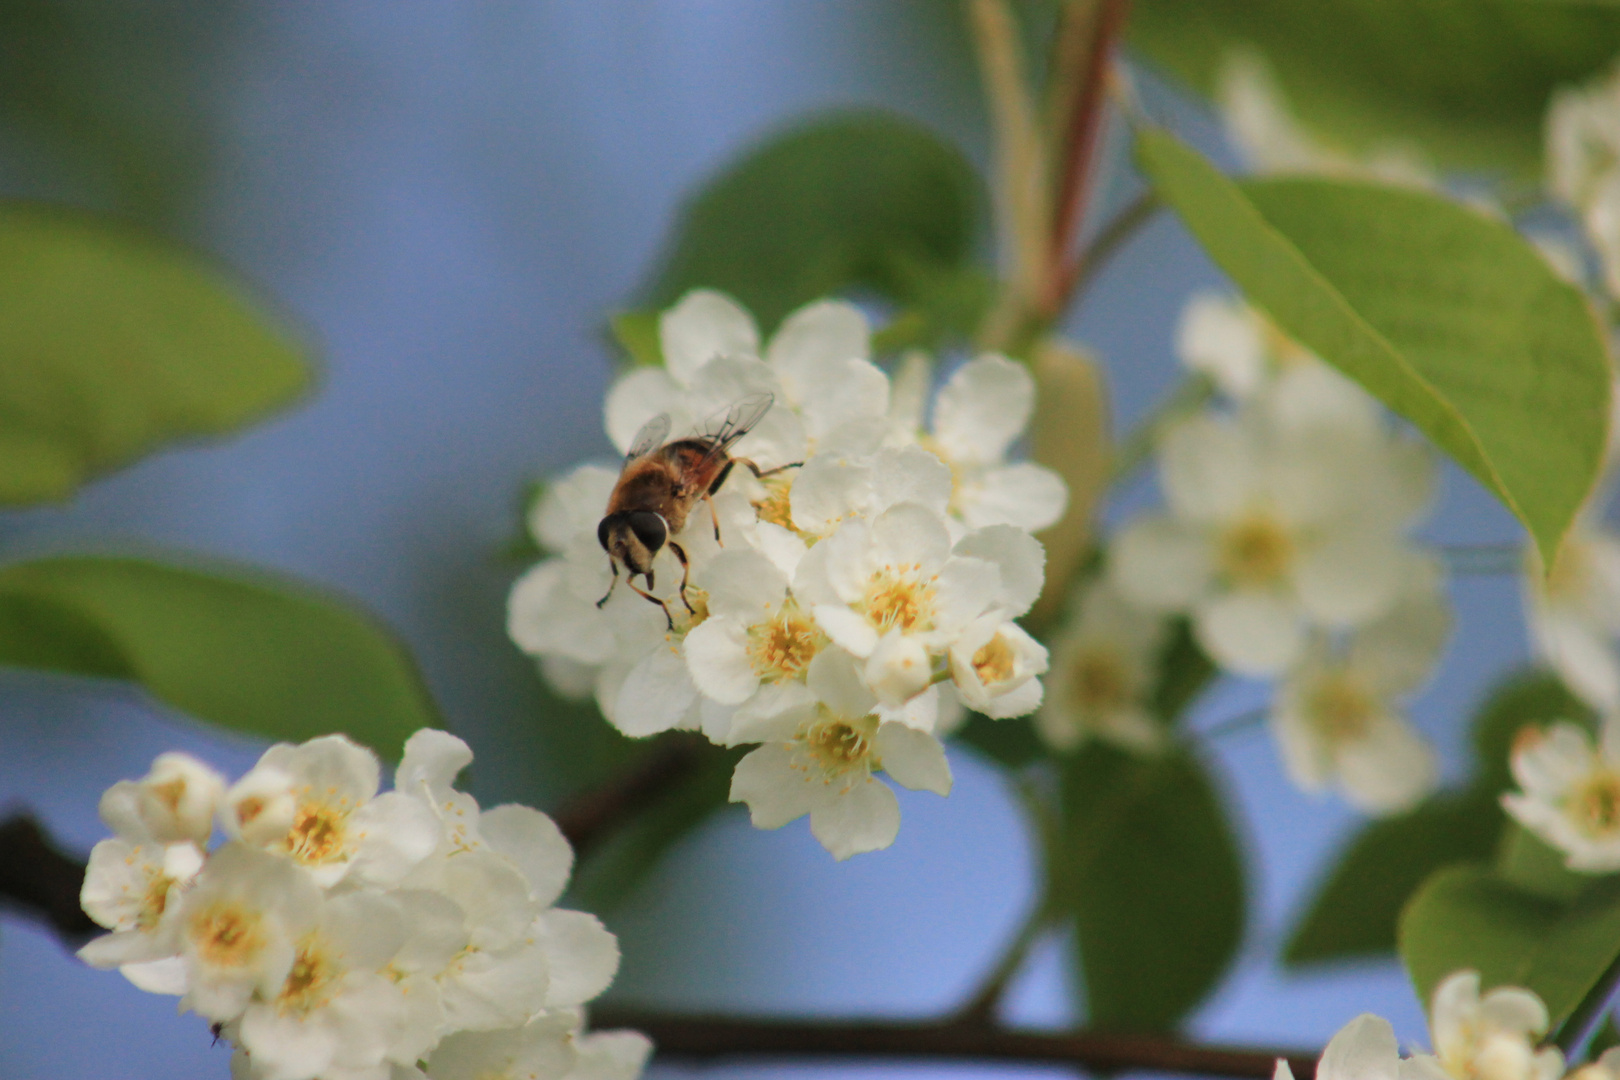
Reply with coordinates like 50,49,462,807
933,353,1033,466
730,744,815,829
808,777,901,860
611,642,700,737
660,289,760,384
1194,588,1304,676
1110,517,1214,612
954,525,1045,616
875,723,952,795
961,462,1069,532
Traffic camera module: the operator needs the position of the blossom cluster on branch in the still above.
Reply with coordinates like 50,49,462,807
77,731,647,1080
509,291,1065,858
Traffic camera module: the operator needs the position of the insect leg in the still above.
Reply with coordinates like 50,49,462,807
741,458,803,479
627,576,674,631
703,494,722,543
669,541,696,614
706,458,737,495
597,558,620,608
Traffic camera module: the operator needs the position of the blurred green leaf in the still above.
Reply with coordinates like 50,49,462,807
1130,0,1620,174
1150,617,1217,725
1137,129,1611,565
1287,669,1596,967
1286,791,1501,965
956,714,1045,769
608,310,664,368
0,203,312,505
1052,743,1245,1030
1497,823,1591,905
0,555,440,755
568,741,743,912
643,109,990,337
1400,864,1620,1027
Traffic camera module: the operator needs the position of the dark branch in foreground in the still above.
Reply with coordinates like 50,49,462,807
550,735,705,859
0,813,98,944
593,1010,1317,1080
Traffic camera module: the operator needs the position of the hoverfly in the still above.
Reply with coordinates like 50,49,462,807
597,391,786,627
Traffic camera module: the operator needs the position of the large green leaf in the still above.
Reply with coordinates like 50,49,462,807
1286,791,1501,966
0,203,311,505
642,110,991,337
1137,129,1611,564
1287,669,1594,967
1400,864,1620,1027
1131,0,1620,175
1052,744,1246,1031
0,555,440,754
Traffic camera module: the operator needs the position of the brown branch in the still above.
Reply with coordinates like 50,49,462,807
0,813,99,943
593,1010,1317,1080
1057,191,1160,306
551,734,706,858
1041,0,1133,318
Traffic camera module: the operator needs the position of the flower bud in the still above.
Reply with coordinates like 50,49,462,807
137,753,226,845
223,767,296,846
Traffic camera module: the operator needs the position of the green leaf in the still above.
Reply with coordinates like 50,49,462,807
0,203,312,505
1130,0,1620,174
1400,864,1620,1027
1150,617,1217,725
1051,743,1246,1031
0,555,440,755
1287,668,1596,967
644,109,988,336
956,713,1045,770
1497,824,1592,905
1136,129,1611,564
1286,791,1501,965
568,741,743,912
608,310,663,368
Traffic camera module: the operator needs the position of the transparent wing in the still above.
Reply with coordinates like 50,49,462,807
697,392,774,455
625,413,672,460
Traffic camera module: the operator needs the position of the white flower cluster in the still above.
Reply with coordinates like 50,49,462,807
508,290,1065,859
1280,971,1566,1080
78,731,648,1080
1039,292,1449,815
1504,714,1620,873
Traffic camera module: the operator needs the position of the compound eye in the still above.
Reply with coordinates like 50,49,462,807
597,516,617,552
627,511,667,553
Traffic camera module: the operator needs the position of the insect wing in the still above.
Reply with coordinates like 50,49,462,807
625,413,672,461
697,391,774,456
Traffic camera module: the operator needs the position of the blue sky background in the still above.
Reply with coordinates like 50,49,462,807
0,4,1536,1077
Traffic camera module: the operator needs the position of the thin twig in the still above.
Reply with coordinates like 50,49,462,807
551,734,707,858
591,1010,1318,1080
1555,947,1620,1058
1110,374,1217,484
1059,191,1161,306
1200,708,1269,743
1042,0,1133,318
956,901,1052,1023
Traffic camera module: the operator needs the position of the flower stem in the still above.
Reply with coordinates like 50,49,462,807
1556,949,1620,1058
1110,374,1217,484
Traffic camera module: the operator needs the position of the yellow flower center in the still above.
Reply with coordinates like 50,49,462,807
137,869,175,933
283,798,351,865
1068,645,1131,712
1219,511,1295,586
861,565,936,635
751,475,796,531
675,586,710,634
1573,771,1620,838
149,777,187,813
277,938,337,1016
189,902,268,969
747,600,825,682
797,710,880,781
972,634,1017,686
1306,674,1375,741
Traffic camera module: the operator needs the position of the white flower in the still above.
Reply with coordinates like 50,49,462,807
235,890,409,1080
795,503,1041,706
129,752,226,845
563,1028,653,1080
889,353,1068,532
225,735,440,889
948,615,1048,719
1503,715,1620,872
421,1011,578,1080
1276,973,1560,1080
1271,559,1448,814
728,650,952,859
175,843,323,1022
1548,64,1620,213
1524,520,1620,712
1412,971,1562,1080
78,833,204,978
1036,579,1168,754
1111,398,1431,677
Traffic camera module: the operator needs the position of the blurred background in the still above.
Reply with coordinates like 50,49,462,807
0,3,1534,1077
